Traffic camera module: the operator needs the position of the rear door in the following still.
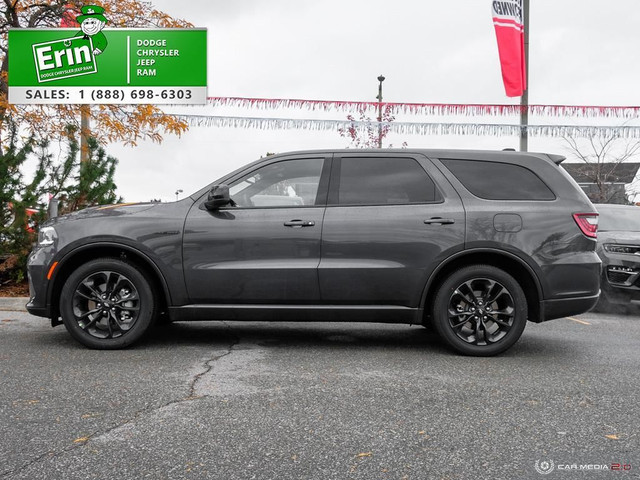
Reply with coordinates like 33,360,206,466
318,153,465,307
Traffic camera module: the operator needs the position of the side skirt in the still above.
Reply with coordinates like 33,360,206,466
168,304,422,324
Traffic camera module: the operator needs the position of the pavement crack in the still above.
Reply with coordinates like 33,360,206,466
1,322,241,478
186,321,240,400
1,398,178,478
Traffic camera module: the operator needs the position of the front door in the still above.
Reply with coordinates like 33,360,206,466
183,155,330,304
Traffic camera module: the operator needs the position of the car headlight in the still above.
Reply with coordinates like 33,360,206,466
604,244,640,255
38,226,57,246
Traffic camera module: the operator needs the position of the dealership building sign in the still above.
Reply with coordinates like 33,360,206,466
9,28,207,104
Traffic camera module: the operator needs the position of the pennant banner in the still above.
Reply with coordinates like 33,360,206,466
492,0,526,97
173,114,640,139
206,97,640,119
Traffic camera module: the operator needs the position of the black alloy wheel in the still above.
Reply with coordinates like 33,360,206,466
433,265,527,356
60,258,157,349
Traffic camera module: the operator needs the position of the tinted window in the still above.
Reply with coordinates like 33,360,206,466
335,157,442,205
229,158,324,207
441,159,555,201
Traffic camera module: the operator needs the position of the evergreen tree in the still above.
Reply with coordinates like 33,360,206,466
1,124,122,285
46,129,122,215
0,122,47,282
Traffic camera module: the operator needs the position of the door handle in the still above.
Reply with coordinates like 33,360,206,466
424,217,455,225
284,220,315,227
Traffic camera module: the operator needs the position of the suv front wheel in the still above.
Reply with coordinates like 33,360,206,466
59,258,157,349
432,265,527,356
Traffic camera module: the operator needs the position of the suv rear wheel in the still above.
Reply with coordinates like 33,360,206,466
432,265,527,356
59,258,157,349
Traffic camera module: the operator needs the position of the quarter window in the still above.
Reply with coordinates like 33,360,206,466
334,157,442,205
229,158,324,207
440,159,556,201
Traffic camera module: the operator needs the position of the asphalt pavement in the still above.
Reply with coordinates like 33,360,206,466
0,310,638,480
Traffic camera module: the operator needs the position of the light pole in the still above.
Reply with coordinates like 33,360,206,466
376,75,385,148
175,189,183,201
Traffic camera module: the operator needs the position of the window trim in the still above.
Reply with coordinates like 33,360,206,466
327,155,444,207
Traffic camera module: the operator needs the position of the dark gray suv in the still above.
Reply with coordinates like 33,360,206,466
27,149,601,355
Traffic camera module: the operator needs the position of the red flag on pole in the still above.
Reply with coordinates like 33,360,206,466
492,0,526,97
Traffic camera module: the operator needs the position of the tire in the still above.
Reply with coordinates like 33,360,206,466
59,258,157,349
432,265,527,356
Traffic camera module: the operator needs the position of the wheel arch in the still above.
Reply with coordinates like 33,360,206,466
48,243,171,325
421,249,544,324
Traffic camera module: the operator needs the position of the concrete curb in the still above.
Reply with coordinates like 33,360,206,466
0,297,29,312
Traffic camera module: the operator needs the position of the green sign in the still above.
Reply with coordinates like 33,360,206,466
9,28,207,104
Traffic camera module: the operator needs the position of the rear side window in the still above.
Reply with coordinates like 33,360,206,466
440,159,556,201
334,157,442,205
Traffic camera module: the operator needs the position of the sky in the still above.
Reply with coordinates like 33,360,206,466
104,0,640,202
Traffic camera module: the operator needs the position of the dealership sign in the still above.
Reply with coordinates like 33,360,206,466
9,28,207,104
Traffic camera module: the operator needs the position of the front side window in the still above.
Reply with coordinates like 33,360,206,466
334,157,442,205
229,158,324,207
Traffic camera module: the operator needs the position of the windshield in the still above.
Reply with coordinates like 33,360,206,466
598,207,640,232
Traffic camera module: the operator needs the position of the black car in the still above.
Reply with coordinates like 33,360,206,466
594,203,640,310
27,149,601,355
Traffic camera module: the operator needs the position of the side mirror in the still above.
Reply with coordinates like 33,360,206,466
204,184,233,210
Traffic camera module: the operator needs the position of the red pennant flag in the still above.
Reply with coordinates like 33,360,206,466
492,0,526,97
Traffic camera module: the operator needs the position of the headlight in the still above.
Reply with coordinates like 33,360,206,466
38,226,57,246
604,244,640,255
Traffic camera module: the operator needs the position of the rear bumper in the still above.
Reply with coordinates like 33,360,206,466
539,292,600,322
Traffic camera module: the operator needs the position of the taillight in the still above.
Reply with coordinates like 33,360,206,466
573,213,599,238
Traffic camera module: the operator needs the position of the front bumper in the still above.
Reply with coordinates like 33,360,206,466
25,301,48,317
602,276,640,305
599,251,640,305
26,246,55,318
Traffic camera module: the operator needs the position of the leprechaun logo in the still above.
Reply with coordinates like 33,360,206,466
31,5,109,83
75,5,109,55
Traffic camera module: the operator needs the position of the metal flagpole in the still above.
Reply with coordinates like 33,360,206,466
520,0,530,152
377,75,385,148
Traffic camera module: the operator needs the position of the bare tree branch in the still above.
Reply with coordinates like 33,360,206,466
563,132,640,204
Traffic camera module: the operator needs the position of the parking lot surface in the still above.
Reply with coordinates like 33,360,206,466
0,311,638,479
